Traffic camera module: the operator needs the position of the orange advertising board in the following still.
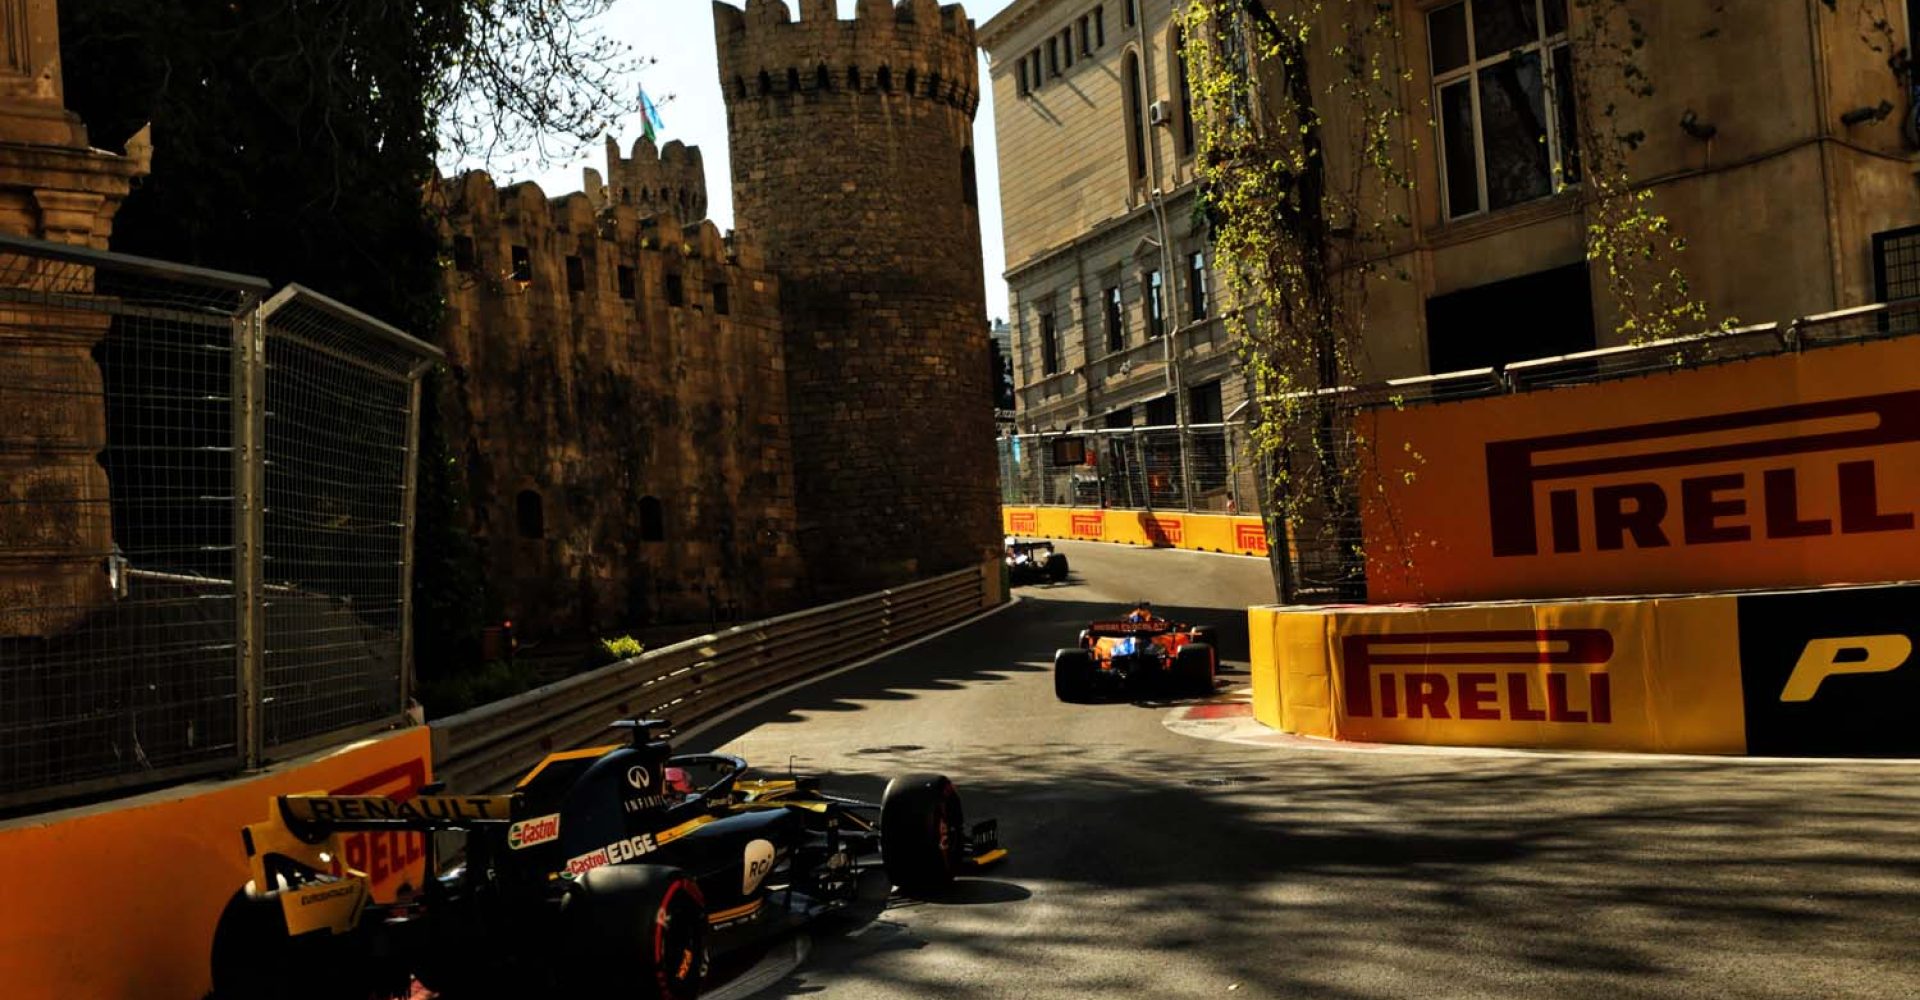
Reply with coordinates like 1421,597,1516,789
1361,336,1920,602
1250,596,1747,754
1000,507,1270,556
0,728,431,999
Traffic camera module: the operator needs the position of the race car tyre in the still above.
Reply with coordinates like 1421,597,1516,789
1054,647,1097,702
1077,629,1093,649
1046,553,1070,582
1193,626,1220,650
1175,642,1216,696
209,887,391,1000
881,773,966,894
561,865,709,1000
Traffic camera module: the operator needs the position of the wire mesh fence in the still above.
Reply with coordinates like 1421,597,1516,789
998,423,1256,514
0,235,437,810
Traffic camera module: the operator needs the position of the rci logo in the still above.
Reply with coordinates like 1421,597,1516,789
1779,634,1914,702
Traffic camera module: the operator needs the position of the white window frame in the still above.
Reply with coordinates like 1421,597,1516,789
1429,0,1578,223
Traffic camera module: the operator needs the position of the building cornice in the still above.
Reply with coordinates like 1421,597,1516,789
978,0,1058,53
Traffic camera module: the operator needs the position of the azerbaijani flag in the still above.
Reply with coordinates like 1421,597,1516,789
640,87,665,144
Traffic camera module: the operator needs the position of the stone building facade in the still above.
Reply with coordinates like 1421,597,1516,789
434,144,802,634
983,0,1920,426
714,0,1002,594
0,0,146,637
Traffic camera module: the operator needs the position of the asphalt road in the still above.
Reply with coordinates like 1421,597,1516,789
688,541,1920,1000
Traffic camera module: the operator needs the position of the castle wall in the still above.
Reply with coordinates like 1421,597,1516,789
715,0,1001,594
435,162,801,636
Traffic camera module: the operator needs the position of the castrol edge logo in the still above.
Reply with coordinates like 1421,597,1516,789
1483,391,1920,558
1341,629,1614,724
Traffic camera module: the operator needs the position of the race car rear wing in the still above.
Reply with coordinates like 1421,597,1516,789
1085,619,1174,637
276,793,521,837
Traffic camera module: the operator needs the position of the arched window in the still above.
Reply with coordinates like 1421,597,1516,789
1172,27,1196,157
787,67,801,93
905,68,918,95
639,496,665,542
877,65,893,91
816,63,832,90
758,70,773,95
926,72,942,99
961,145,978,207
847,65,861,90
1123,51,1148,184
516,490,544,539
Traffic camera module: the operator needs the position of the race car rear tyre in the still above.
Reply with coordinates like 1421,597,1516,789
1054,648,1097,702
1046,553,1070,582
1175,642,1216,696
1193,626,1220,650
561,865,709,1000
209,888,390,1000
881,773,965,894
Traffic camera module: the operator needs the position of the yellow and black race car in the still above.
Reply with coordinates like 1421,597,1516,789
209,719,1004,1000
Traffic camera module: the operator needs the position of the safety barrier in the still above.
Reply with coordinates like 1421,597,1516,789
431,561,1004,792
0,728,432,999
1002,506,1271,557
1249,581,1920,756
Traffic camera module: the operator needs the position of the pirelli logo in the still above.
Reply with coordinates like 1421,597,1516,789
1071,513,1104,539
1145,516,1184,546
1008,511,1038,534
1484,391,1920,558
1235,522,1269,554
1341,629,1614,724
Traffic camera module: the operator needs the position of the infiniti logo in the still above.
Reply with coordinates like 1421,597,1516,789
627,765,652,790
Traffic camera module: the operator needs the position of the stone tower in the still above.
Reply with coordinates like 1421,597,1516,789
714,0,999,594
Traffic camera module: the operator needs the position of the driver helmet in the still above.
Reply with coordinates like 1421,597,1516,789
663,766,694,796
1126,601,1153,622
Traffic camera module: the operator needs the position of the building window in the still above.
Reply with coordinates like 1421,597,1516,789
515,489,544,539
1125,0,1137,29
1873,224,1920,302
1174,27,1197,157
1018,58,1030,96
639,495,665,542
1145,395,1176,427
1146,269,1165,338
565,255,586,293
1188,251,1209,320
1062,29,1074,69
1188,380,1223,423
962,146,978,207
1105,285,1125,352
1095,6,1105,47
1040,312,1060,375
1079,15,1092,55
1425,263,1595,373
1124,51,1147,183
712,282,731,316
1029,51,1042,91
617,265,636,300
666,272,684,307
452,235,477,272
510,245,532,283
1048,37,1060,77
1429,0,1578,221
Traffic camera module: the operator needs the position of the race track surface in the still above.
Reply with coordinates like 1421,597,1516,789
687,541,1920,1000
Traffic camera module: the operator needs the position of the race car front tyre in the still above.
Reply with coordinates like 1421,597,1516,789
1054,647,1097,702
561,865,709,1000
209,888,392,1000
1175,642,1216,696
1046,553,1070,582
881,773,966,894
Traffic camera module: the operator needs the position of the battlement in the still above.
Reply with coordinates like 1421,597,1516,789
713,0,980,117
585,136,708,220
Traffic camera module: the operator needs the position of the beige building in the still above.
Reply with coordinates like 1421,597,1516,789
982,0,1920,426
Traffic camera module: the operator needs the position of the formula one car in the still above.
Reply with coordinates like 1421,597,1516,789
1054,603,1217,702
208,719,1004,1000
1005,537,1069,584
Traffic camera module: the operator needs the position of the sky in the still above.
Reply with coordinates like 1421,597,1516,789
470,0,1019,324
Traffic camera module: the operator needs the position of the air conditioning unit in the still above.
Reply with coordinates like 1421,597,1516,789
1148,100,1172,127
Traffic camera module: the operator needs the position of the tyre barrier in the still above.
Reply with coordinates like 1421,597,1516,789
1002,506,1271,557
1250,580,1920,756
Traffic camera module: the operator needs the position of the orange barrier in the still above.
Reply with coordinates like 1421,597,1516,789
1002,506,1270,556
0,728,431,998
1360,335,1920,603
1250,581,1920,756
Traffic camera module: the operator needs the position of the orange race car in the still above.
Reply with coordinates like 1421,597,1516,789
1052,602,1218,702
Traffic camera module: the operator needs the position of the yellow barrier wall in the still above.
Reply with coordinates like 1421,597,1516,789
1003,507,1270,556
1250,597,1748,754
0,728,432,998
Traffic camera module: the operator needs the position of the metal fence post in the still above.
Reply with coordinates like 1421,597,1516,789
233,304,266,770
398,373,425,717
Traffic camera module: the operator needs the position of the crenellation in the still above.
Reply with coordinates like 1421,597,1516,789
713,1,979,113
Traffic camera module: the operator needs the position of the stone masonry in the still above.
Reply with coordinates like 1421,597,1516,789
715,0,1001,595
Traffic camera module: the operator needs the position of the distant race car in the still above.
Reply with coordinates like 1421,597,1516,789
1054,603,1217,702
208,719,1004,1000
1005,537,1069,584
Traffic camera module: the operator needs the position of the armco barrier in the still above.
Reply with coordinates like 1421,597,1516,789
1250,581,1920,756
431,561,1003,792
0,728,431,999
1002,506,1270,557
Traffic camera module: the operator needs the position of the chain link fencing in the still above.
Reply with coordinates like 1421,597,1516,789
0,234,439,811
998,423,1258,515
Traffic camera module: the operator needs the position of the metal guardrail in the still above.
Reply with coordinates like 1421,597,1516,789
429,564,997,792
